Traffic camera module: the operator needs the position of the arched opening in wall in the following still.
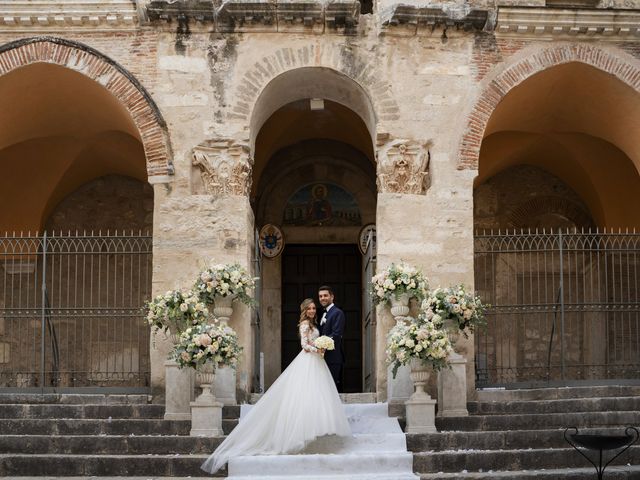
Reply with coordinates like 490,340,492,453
251,68,377,393
473,62,640,389
0,63,153,391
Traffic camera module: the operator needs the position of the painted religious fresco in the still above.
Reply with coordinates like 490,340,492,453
283,183,361,227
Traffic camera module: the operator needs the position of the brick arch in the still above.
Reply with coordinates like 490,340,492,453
229,43,399,127
0,36,172,177
459,44,640,170
507,196,595,229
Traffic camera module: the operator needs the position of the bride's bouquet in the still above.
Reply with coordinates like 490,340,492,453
314,336,335,350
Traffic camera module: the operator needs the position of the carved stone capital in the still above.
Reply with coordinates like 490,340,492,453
192,140,253,196
376,138,431,195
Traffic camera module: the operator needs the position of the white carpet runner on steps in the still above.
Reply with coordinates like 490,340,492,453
226,403,419,480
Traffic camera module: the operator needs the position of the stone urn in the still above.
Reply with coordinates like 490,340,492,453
167,330,181,345
390,293,411,325
195,362,216,401
409,357,432,400
405,357,437,433
442,317,464,361
213,294,236,325
190,361,223,437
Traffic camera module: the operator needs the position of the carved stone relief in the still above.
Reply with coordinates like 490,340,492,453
376,136,431,195
192,140,252,196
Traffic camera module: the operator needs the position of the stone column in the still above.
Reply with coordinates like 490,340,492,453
375,137,432,402
374,135,477,400
192,140,256,403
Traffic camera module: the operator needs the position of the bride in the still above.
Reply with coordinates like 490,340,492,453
201,298,352,474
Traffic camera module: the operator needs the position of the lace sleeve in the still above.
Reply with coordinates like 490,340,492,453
299,322,318,352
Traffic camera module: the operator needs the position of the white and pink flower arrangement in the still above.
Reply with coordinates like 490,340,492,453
422,285,487,338
145,289,209,334
386,316,452,378
173,323,243,370
194,263,256,307
370,262,429,306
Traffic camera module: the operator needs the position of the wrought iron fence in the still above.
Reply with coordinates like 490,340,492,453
474,229,640,388
0,231,152,392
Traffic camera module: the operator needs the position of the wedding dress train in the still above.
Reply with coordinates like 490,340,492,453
201,321,351,474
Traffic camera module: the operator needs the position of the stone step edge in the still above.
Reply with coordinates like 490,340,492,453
468,395,640,406
0,478,216,480
413,445,640,456
0,394,152,403
418,465,640,478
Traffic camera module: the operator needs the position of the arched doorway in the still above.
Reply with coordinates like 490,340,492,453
472,60,640,387
0,54,158,391
251,68,377,393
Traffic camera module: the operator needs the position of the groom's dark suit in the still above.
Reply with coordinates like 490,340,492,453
319,303,345,392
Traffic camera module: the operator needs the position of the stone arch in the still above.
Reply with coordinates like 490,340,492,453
230,43,398,148
458,44,640,170
0,36,172,177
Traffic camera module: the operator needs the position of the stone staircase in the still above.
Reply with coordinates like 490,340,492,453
408,385,640,479
0,394,227,477
1,386,639,479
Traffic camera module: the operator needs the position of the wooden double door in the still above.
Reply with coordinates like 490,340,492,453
281,244,362,393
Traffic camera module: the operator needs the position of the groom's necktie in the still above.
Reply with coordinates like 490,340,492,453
320,311,327,326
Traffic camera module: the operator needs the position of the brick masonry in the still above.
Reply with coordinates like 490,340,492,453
0,35,172,177
460,42,640,170
229,43,400,124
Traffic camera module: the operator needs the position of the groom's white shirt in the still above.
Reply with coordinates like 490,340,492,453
320,303,334,325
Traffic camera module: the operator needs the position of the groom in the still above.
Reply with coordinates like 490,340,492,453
318,285,346,392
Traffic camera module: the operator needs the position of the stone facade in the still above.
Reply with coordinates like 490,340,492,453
0,0,638,401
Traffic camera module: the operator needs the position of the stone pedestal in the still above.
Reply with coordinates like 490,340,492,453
405,394,437,433
213,365,237,405
164,360,192,420
387,363,413,405
190,386,224,437
437,351,469,417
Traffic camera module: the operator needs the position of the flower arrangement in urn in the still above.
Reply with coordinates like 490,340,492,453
195,263,256,307
423,285,487,338
174,323,243,370
386,316,452,378
145,289,209,335
370,262,429,307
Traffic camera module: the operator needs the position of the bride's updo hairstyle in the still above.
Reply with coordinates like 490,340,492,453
298,298,318,329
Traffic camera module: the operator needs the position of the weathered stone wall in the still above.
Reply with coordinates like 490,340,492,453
0,0,638,399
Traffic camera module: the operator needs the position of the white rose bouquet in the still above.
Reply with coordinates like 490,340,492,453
314,336,335,351
195,262,256,307
173,323,243,370
145,289,209,334
423,285,487,338
386,317,452,378
370,262,429,307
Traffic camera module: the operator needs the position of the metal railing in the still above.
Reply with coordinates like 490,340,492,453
474,229,640,388
0,231,152,392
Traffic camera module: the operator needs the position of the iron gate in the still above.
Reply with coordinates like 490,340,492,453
0,232,152,392
474,229,640,388
363,230,376,393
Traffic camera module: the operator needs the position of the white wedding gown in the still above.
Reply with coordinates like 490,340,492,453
201,320,352,474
